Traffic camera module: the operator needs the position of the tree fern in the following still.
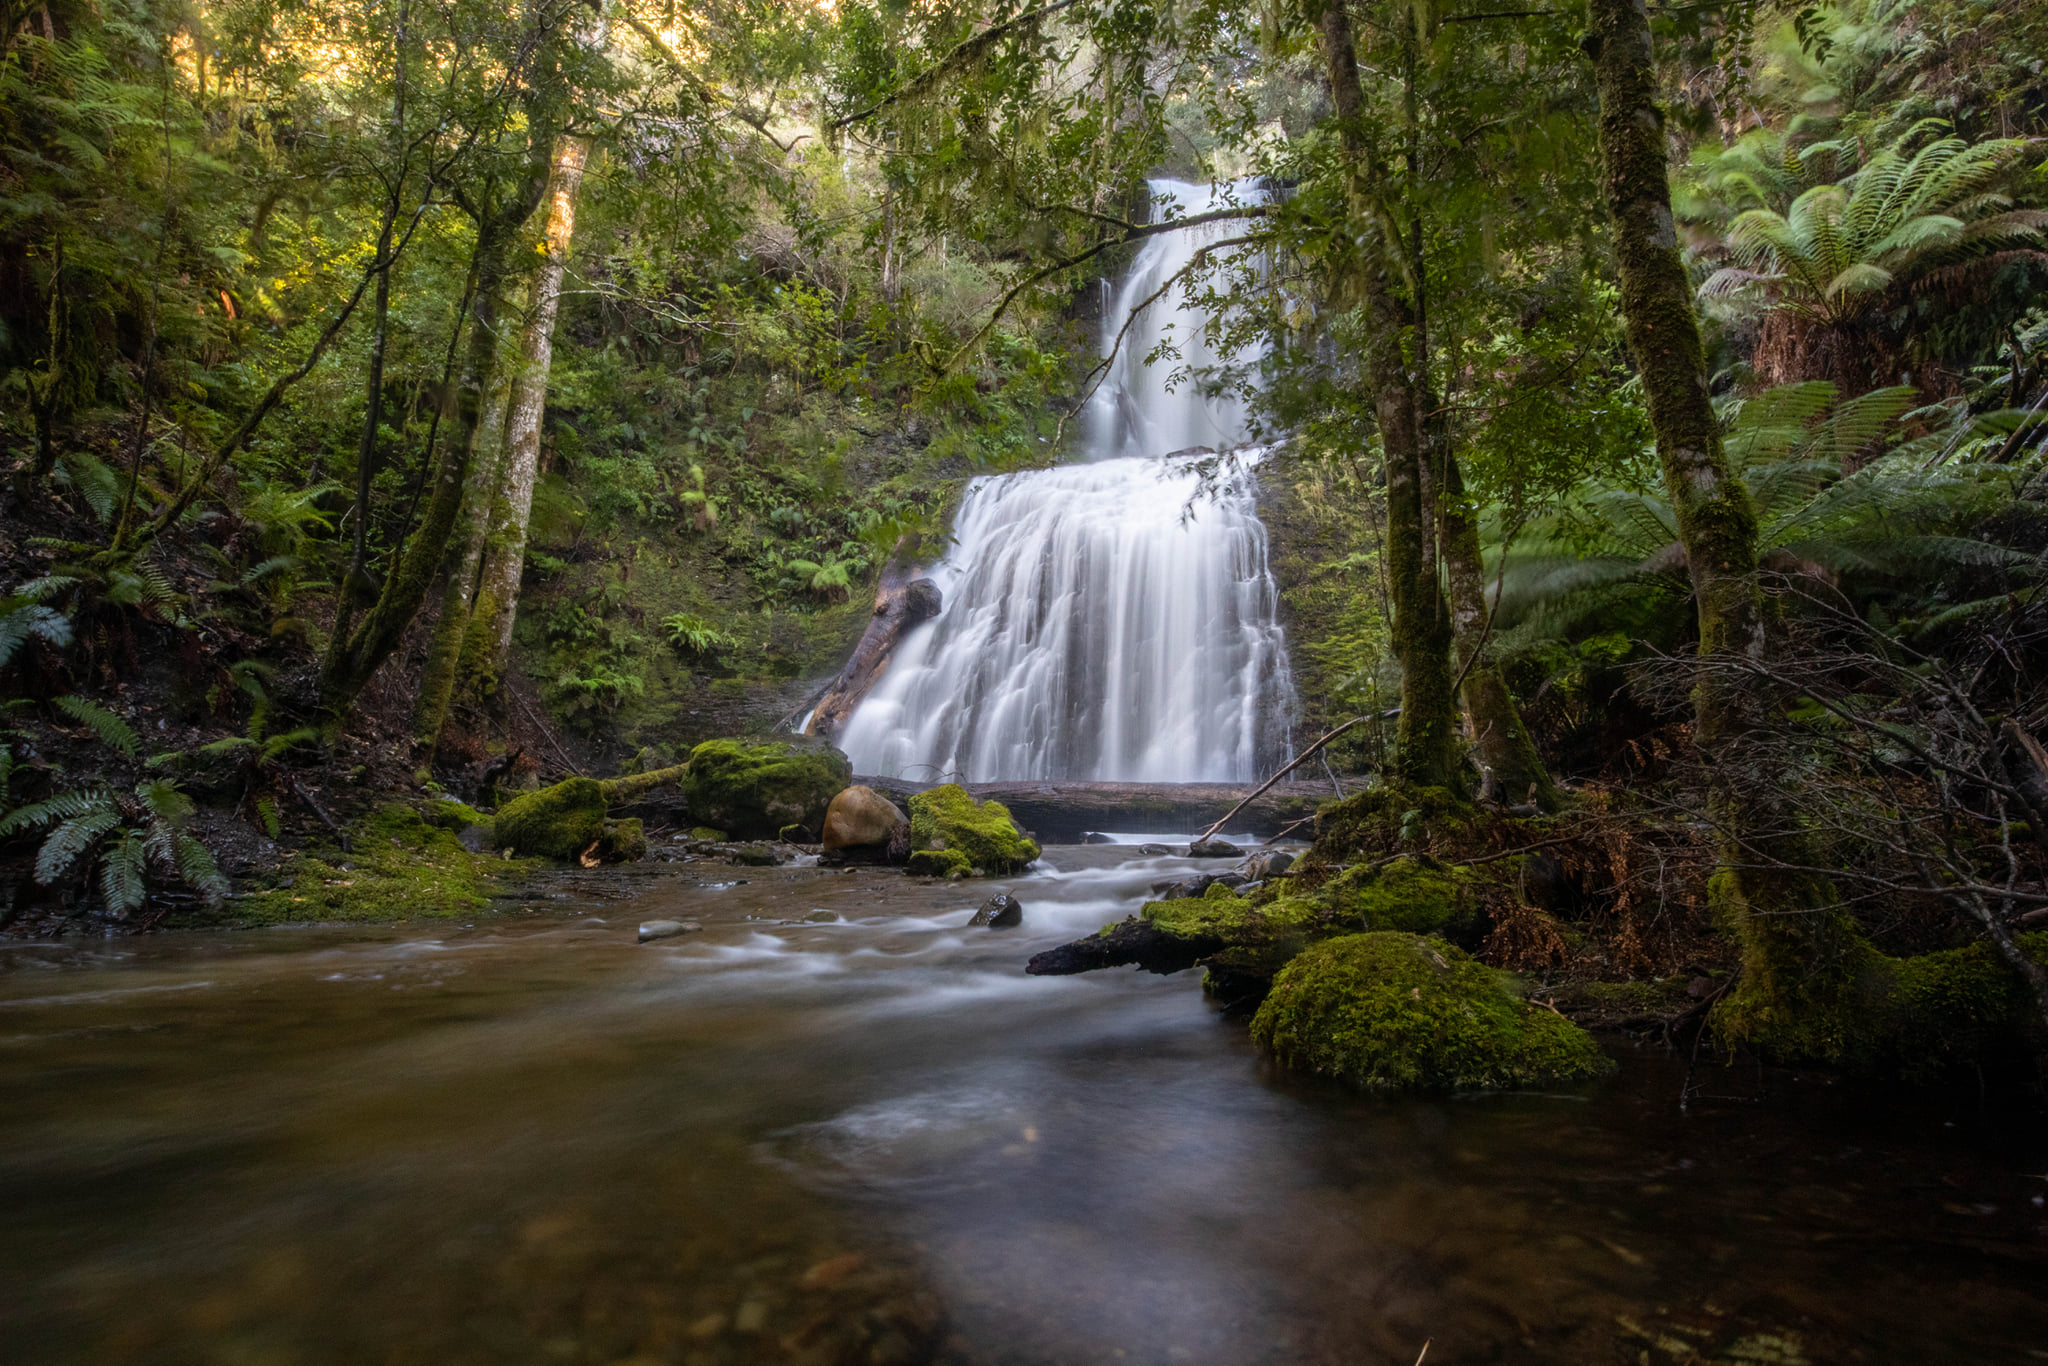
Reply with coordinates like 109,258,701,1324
54,695,140,757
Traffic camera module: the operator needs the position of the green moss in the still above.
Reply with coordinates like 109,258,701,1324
682,737,851,840
1139,890,1324,976
235,804,535,924
1250,932,1615,1093
493,777,646,863
1322,856,1480,939
423,796,490,832
905,784,1039,875
1305,783,1481,866
905,848,973,878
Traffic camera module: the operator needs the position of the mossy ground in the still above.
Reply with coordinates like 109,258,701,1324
906,784,1038,875
1251,932,1616,1093
234,805,539,925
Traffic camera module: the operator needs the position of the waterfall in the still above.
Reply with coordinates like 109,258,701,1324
836,180,1294,783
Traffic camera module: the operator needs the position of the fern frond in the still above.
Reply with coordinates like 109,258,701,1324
55,695,140,757
0,604,74,669
174,835,229,904
100,832,146,914
0,788,113,836
35,810,123,883
135,776,194,825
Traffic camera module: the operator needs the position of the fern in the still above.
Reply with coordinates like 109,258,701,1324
0,788,112,836
136,776,194,824
0,603,73,669
35,810,122,883
54,695,140,757
55,452,122,524
173,835,229,904
255,795,281,840
100,832,146,914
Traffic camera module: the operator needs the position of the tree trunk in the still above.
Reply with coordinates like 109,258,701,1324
316,144,554,728
468,133,591,692
1588,0,1872,1056
1440,452,1555,807
1317,0,1460,790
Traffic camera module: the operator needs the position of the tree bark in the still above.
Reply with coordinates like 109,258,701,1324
470,133,591,688
316,140,554,728
1439,452,1555,806
805,556,942,742
1317,0,1460,790
1588,0,1871,1056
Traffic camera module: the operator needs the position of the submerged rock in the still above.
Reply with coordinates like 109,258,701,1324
1250,932,1613,1092
683,737,852,841
1187,837,1243,858
1079,832,1116,845
638,919,702,942
822,785,910,861
1137,843,1173,856
905,784,1039,877
1243,850,1295,882
969,893,1024,928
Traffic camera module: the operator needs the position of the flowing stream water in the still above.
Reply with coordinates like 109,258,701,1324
3,851,2045,1365
838,181,1293,783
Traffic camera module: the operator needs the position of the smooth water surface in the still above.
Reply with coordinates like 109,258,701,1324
3,848,2045,1365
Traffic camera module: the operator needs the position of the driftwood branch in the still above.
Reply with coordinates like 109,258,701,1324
1198,716,1367,841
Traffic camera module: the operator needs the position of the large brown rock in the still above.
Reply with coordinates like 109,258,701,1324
822,784,909,857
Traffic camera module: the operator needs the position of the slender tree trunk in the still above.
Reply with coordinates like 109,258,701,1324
1439,452,1555,806
1317,0,1460,789
1588,0,1872,1055
317,143,554,727
470,133,590,688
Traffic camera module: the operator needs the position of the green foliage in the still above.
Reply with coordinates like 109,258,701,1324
54,695,139,758
662,613,739,659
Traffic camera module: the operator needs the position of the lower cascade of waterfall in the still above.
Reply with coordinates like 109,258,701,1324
837,179,1295,783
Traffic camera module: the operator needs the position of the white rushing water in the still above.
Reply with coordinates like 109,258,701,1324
836,180,1294,782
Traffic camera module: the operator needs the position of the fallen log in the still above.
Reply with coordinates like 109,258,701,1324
858,777,1330,841
1025,916,1221,976
805,555,941,741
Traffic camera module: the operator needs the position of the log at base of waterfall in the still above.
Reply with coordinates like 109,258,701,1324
858,777,1332,843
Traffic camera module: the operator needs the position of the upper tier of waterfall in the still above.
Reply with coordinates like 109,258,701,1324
835,180,1294,783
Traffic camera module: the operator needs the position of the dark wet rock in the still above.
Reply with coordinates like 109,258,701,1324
638,919,702,942
803,910,839,923
1243,850,1295,882
969,893,1024,928
1028,882,1320,981
1079,832,1116,845
1150,874,1219,900
1137,843,1173,856
821,784,910,861
1187,837,1243,858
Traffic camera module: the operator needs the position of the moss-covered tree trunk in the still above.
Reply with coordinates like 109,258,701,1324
470,133,590,690
317,143,554,730
1439,452,1555,806
1588,0,1872,1055
1317,0,1460,790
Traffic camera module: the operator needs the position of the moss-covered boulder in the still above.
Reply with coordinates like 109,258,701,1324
1251,932,1614,1092
683,738,851,840
905,784,1038,875
1320,856,1483,942
493,777,646,863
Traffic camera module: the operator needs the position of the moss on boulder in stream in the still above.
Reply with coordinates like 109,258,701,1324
905,784,1038,875
1321,856,1483,941
682,738,851,840
1251,932,1614,1093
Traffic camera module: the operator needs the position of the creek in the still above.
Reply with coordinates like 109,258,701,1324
3,844,2044,1365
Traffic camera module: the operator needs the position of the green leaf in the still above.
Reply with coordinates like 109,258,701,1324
35,810,123,883
55,695,140,757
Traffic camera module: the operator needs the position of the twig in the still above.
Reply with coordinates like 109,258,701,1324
516,689,583,777
1198,716,1368,841
288,776,349,853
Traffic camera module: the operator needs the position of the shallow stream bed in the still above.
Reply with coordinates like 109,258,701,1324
3,845,2044,1364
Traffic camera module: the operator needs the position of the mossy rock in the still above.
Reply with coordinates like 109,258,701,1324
494,777,645,863
1305,784,1483,866
1251,932,1615,1093
1140,885,1326,977
423,796,491,833
1321,856,1483,942
683,737,851,840
906,784,1038,875
906,848,973,878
